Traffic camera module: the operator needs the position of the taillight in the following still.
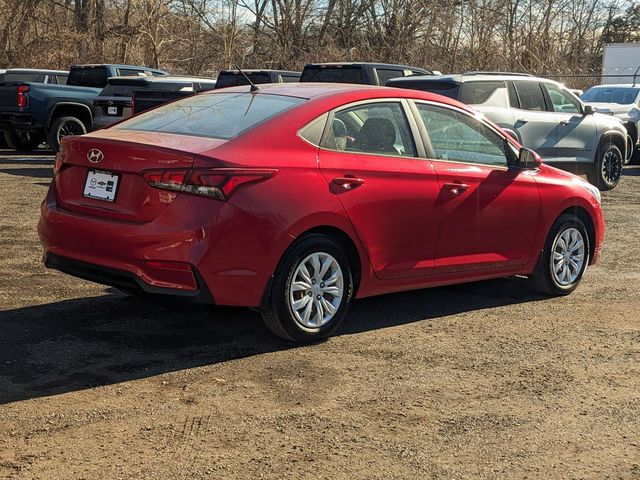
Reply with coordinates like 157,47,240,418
142,168,277,200
17,85,29,108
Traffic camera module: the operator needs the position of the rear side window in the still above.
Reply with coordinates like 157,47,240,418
460,81,506,105
3,73,45,82
115,92,305,139
507,82,519,108
68,67,109,88
513,81,546,111
324,102,417,157
281,75,300,83
375,69,404,85
117,68,146,77
300,66,365,84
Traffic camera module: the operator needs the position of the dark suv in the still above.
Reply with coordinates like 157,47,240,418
301,62,436,85
387,72,629,190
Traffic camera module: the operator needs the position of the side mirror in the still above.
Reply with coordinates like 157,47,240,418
584,105,595,115
518,147,542,169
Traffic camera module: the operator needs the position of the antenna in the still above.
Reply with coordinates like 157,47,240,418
235,65,260,92
633,65,640,87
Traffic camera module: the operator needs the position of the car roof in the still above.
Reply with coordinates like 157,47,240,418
5,68,69,75
304,62,429,71
585,84,639,89
388,73,554,85
71,64,167,72
219,69,300,75
201,82,475,111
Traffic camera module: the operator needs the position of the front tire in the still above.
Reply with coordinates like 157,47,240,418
48,116,87,151
530,214,590,296
587,142,623,191
262,234,354,343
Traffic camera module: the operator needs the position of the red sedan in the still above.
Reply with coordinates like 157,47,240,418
39,84,605,342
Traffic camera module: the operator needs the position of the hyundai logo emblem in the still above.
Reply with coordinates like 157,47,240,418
87,149,104,164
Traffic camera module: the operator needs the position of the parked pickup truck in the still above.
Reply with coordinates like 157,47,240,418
300,62,437,85
214,69,300,88
94,75,217,128
0,64,167,151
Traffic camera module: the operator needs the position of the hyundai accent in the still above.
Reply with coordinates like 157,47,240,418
38,84,605,342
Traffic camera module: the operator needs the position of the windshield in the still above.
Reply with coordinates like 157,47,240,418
581,87,639,105
115,92,305,139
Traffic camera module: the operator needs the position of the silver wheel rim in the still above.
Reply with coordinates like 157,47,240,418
601,147,622,184
289,252,344,329
57,121,85,143
551,227,585,286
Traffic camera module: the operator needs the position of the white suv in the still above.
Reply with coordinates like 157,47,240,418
387,73,629,190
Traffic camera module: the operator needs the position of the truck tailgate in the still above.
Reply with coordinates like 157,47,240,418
0,83,19,109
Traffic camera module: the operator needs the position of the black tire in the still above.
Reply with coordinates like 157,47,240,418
587,142,623,191
530,214,590,296
47,116,87,151
3,130,42,151
261,234,354,343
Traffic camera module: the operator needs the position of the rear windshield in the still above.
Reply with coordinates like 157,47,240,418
3,73,46,83
300,66,365,84
68,67,108,88
581,87,640,105
389,80,460,99
99,84,137,97
215,73,272,89
115,92,305,139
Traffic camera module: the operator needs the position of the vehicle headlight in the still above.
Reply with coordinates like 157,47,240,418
575,179,601,204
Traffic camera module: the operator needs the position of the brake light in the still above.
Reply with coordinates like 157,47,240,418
17,85,29,108
142,168,277,200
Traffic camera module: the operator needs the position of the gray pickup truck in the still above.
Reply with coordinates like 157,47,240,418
0,64,167,151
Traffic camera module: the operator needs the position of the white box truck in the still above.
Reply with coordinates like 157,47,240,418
602,43,640,84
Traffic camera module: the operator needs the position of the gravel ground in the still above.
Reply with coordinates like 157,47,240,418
0,151,639,479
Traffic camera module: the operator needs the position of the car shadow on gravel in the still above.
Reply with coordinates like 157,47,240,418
0,277,542,404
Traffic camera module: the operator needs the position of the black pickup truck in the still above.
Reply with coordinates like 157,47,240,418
0,64,167,151
93,75,217,128
300,62,437,85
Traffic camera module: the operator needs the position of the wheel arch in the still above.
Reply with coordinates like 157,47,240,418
557,205,596,263
259,223,364,310
47,103,93,130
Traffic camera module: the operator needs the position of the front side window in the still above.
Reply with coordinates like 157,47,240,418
513,81,547,111
115,92,305,139
323,102,417,157
416,103,508,166
545,83,581,113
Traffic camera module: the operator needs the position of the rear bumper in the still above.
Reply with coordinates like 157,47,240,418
38,184,287,307
0,112,39,132
44,252,214,303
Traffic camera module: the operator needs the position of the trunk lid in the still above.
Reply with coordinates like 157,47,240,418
55,130,227,223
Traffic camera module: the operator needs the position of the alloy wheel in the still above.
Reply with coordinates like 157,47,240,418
601,146,622,185
289,252,344,328
57,120,85,143
551,227,585,286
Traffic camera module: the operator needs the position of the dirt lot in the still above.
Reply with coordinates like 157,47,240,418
0,151,639,480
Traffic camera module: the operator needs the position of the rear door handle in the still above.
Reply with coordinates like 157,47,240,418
443,182,469,195
559,120,570,126
332,176,365,190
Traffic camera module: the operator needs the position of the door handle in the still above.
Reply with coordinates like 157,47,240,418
332,176,365,190
443,182,469,195
559,120,570,126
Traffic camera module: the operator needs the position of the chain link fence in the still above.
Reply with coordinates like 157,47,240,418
544,67,640,93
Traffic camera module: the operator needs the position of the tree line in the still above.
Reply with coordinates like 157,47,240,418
0,0,637,77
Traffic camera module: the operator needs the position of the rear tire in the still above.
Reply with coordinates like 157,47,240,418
587,142,623,191
3,130,43,151
262,234,354,343
530,214,590,296
48,116,87,151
